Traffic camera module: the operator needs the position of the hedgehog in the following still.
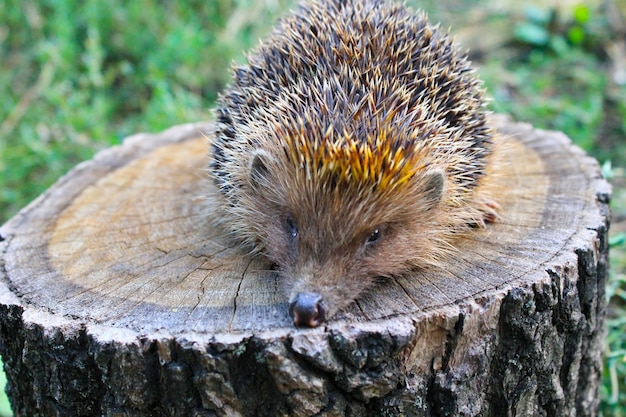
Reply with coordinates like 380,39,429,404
208,0,500,327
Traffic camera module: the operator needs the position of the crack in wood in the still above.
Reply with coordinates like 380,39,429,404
229,256,255,331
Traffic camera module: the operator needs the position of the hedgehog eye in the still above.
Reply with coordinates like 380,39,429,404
365,228,382,247
285,216,298,240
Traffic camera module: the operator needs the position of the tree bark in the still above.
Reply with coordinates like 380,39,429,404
0,116,611,416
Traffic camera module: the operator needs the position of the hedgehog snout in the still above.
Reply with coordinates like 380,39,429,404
289,292,327,327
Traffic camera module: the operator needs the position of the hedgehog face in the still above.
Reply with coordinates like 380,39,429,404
243,147,447,327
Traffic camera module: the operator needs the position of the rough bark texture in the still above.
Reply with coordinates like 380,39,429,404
0,116,611,416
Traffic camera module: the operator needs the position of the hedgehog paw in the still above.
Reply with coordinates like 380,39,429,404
483,199,501,223
473,198,501,228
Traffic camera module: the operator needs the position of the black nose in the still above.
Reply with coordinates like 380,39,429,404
289,292,327,327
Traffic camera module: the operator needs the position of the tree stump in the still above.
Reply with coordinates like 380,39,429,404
0,115,611,417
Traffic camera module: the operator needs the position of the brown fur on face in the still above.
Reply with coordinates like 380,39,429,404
208,0,499,326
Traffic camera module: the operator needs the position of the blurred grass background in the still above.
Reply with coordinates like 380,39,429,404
1,0,625,415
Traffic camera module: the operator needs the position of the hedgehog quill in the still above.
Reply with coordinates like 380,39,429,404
208,0,500,327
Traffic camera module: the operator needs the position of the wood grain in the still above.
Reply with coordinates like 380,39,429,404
0,118,593,331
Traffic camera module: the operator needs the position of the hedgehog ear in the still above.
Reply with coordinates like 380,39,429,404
249,149,274,192
419,168,445,210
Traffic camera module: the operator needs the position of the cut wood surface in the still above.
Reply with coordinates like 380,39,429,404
0,115,611,416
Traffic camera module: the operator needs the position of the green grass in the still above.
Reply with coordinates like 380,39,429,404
1,1,625,416
605,232,626,417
